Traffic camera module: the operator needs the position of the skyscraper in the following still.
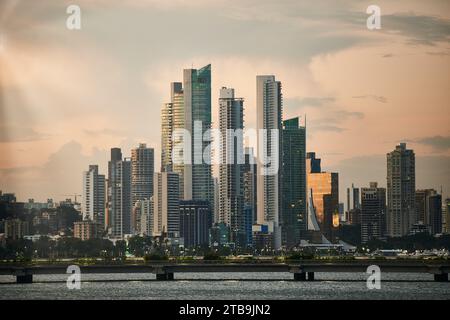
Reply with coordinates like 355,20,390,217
218,87,245,246
161,82,184,190
107,148,132,238
306,152,321,174
137,198,153,236
352,184,360,209
243,147,257,224
183,64,213,205
162,66,213,207
82,165,105,227
256,75,283,249
153,172,180,238
361,182,386,243
428,193,442,235
308,171,339,241
387,143,415,237
131,143,154,206
444,198,450,234
281,117,306,247
416,189,443,235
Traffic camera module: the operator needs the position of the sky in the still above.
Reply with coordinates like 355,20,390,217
0,0,449,205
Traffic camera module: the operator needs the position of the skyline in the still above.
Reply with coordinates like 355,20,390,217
1,0,450,202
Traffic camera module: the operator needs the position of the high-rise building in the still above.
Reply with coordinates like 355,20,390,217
82,165,105,226
306,152,321,174
307,153,339,241
281,117,306,247
243,204,253,247
107,148,132,238
213,177,219,224
153,172,180,238
361,182,386,243
131,143,154,205
243,147,257,224
256,75,283,249
415,189,442,235
352,184,360,210
444,198,450,234
137,198,154,236
346,187,351,220
428,193,442,235
162,66,213,208
161,82,184,188
218,87,245,246
179,200,212,248
183,65,213,205
387,143,415,237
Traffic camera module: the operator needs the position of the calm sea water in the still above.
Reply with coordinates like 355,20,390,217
0,273,449,300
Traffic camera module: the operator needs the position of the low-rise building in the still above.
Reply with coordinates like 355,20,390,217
74,220,102,241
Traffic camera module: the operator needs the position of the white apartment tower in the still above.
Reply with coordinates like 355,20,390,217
82,165,105,226
256,75,283,249
152,172,180,238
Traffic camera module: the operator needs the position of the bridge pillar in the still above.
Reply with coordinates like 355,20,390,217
16,274,33,284
307,272,315,281
434,273,448,282
156,273,167,280
294,272,306,281
156,272,174,280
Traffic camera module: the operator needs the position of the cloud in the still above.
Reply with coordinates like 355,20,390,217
426,50,450,56
352,95,388,103
285,96,335,109
382,13,450,46
414,135,450,151
0,125,50,142
338,110,364,119
309,125,346,133
84,128,124,137
0,141,108,201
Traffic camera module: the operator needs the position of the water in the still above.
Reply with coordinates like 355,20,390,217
0,273,449,300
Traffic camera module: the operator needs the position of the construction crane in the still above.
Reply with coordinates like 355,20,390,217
59,194,82,203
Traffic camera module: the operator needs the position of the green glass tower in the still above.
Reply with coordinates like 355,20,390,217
183,64,213,207
281,117,307,247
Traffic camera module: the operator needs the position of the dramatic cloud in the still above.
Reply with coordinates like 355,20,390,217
382,13,450,46
414,135,450,151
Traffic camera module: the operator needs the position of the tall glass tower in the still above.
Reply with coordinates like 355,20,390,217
183,64,213,206
281,117,306,247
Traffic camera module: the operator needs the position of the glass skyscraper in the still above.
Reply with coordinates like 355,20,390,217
281,117,306,247
183,64,213,204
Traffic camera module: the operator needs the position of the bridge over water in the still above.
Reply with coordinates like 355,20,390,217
1,260,448,283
